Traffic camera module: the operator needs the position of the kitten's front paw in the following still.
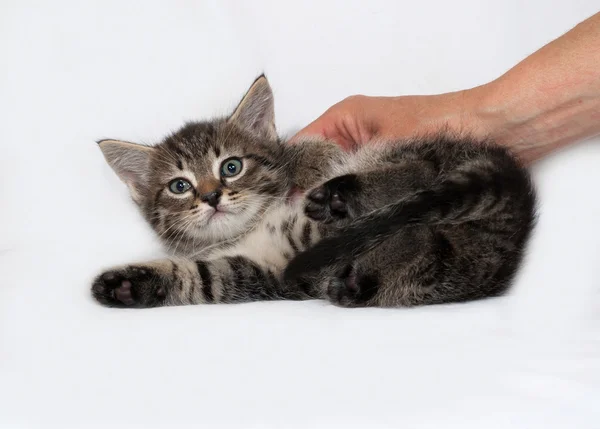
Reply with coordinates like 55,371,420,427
92,266,167,308
304,175,358,223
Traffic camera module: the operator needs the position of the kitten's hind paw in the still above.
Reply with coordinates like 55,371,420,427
92,265,167,308
325,266,380,308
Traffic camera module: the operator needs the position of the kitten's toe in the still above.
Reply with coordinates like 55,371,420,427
329,192,347,215
307,187,327,203
113,280,135,305
304,200,327,221
325,267,359,307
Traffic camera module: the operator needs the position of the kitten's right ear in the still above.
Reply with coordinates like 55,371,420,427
97,139,154,203
228,75,277,140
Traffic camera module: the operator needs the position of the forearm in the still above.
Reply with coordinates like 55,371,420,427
469,12,600,164
293,13,600,163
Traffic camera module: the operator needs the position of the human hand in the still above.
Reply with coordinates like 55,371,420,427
291,90,490,150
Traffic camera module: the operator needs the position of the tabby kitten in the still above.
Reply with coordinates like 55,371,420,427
92,76,536,308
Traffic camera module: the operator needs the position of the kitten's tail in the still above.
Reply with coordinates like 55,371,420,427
284,166,535,281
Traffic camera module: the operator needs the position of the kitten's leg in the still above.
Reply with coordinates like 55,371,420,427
304,162,435,224
296,150,534,307
310,226,429,307
322,224,514,308
92,256,309,308
318,226,464,307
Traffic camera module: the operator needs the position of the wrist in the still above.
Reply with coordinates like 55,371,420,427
396,86,503,142
472,72,600,164
454,82,508,141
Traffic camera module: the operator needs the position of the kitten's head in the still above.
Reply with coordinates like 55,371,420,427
98,76,290,252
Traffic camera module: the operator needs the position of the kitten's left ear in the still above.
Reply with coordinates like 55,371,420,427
228,75,277,140
97,139,154,203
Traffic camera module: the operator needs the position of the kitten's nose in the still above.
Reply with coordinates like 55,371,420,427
200,189,222,208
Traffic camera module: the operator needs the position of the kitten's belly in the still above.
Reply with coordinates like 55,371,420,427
207,201,320,274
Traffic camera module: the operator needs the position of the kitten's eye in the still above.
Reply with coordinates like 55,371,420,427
168,179,192,194
220,157,243,178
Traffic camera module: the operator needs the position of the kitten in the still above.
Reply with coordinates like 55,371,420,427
92,76,536,308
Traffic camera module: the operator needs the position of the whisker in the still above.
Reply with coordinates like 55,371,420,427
169,215,198,255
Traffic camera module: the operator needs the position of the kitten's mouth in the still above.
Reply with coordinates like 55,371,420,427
207,207,229,221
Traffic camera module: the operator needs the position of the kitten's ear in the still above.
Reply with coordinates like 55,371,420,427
228,75,277,140
97,139,154,203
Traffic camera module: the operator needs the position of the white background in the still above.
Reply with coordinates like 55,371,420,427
1,1,600,428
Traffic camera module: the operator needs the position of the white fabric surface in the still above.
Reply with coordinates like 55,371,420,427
1,1,600,428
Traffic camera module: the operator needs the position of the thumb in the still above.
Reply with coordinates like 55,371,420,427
289,118,329,143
